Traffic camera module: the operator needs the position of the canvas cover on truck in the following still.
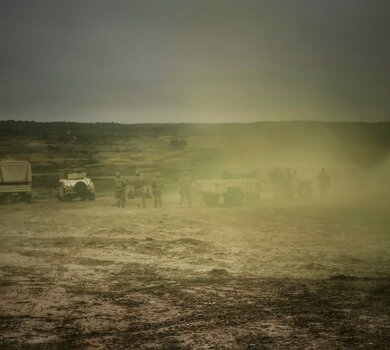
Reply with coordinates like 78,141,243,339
0,161,32,183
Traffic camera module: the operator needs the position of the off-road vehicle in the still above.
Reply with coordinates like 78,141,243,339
57,171,95,202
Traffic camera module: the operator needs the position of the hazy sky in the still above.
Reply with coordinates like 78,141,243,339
1,0,389,123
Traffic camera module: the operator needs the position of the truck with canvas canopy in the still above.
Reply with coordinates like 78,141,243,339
0,160,32,203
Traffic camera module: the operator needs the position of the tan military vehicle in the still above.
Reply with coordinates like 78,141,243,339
57,171,96,202
194,178,261,206
0,160,32,203
257,168,312,199
195,168,312,206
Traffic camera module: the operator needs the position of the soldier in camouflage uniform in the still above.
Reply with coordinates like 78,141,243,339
133,170,146,208
151,172,164,208
179,171,192,207
113,172,127,208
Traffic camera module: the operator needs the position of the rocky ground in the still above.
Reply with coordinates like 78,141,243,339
0,196,389,349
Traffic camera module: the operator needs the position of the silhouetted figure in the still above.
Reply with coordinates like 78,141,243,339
318,168,331,197
179,171,192,207
113,172,127,208
152,172,163,208
133,171,146,208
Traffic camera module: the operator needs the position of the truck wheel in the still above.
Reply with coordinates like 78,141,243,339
23,193,32,203
203,193,219,206
58,188,67,201
74,181,88,198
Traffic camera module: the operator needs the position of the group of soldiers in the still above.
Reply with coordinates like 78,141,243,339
113,170,192,208
113,168,332,208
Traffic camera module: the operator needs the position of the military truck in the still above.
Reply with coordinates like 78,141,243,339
57,171,96,202
256,168,312,199
194,178,261,206
195,168,312,206
0,160,32,203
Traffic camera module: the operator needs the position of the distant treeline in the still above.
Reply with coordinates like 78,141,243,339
0,120,183,141
1,120,390,169
1,120,389,141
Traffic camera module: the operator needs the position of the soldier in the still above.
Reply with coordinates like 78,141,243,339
151,172,163,208
133,170,146,208
113,172,127,208
318,168,331,197
179,171,192,207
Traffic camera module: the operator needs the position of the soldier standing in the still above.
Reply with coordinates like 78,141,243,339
179,171,192,207
133,170,146,208
151,172,163,208
318,168,331,197
113,172,127,208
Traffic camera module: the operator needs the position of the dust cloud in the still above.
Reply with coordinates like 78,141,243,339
0,121,389,349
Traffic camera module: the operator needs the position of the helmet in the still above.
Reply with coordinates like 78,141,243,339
115,172,121,178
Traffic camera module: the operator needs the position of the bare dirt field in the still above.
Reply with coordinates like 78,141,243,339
1,196,389,349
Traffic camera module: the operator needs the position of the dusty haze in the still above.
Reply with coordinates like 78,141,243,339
1,121,390,348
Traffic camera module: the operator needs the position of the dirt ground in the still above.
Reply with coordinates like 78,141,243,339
0,196,389,349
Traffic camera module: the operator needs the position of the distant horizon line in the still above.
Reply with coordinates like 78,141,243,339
1,119,389,125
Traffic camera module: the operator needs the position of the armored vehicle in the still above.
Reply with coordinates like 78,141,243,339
57,171,95,202
0,160,32,203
